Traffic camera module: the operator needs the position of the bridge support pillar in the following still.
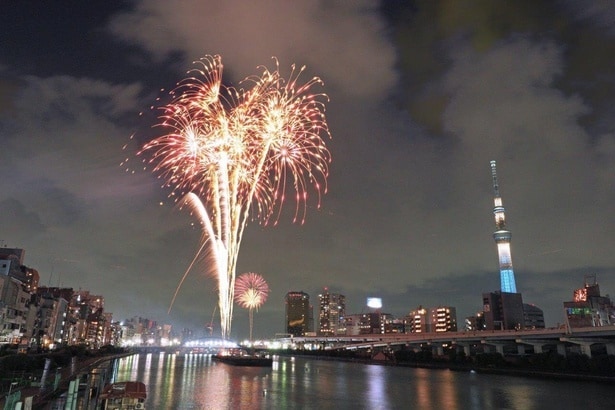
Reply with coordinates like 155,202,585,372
560,336,615,358
557,344,567,357
434,346,444,356
427,342,444,356
579,343,592,358
515,339,545,354
454,343,471,357
562,340,593,358
517,344,526,355
481,341,504,355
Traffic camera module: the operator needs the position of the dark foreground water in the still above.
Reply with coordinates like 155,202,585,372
60,352,615,409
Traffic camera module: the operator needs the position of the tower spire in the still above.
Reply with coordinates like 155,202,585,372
491,160,500,198
490,161,517,293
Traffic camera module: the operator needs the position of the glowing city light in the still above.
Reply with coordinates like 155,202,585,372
139,55,331,339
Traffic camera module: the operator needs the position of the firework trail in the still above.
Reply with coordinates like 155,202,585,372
139,55,331,339
234,272,270,340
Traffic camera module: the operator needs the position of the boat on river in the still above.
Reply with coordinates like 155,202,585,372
99,381,147,409
213,348,273,367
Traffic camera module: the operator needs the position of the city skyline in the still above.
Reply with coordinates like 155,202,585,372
0,243,598,340
1,1,614,339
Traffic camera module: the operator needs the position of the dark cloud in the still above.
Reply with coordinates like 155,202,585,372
0,198,46,236
108,0,398,100
561,0,615,35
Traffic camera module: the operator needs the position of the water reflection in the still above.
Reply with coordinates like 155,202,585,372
365,364,389,409
468,371,481,409
440,369,459,410
112,353,272,408
106,354,615,410
142,353,151,395
414,367,431,408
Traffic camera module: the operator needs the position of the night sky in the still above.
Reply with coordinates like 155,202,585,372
1,1,614,340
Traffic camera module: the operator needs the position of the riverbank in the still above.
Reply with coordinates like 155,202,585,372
0,347,132,408
79,348,615,408
275,350,615,384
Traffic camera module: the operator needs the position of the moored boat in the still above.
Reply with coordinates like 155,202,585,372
99,381,147,409
213,348,273,367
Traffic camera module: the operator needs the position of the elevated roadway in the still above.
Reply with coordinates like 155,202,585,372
269,326,615,358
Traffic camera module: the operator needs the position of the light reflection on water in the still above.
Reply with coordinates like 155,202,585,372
109,354,615,410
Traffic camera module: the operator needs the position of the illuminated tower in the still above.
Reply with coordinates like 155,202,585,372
490,160,517,293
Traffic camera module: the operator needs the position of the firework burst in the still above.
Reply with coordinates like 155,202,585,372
139,55,331,339
234,272,270,340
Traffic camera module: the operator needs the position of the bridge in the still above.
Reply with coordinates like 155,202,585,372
130,338,238,355
258,326,615,358
127,326,615,359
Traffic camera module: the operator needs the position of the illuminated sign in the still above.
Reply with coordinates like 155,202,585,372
366,297,382,309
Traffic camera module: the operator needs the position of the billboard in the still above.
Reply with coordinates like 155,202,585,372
366,297,382,309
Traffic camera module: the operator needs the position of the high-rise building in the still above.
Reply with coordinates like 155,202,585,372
285,291,312,336
0,247,38,289
0,248,38,346
32,292,69,349
318,288,345,336
405,306,429,333
482,291,524,330
465,312,486,331
343,314,362,335
22,266,40,293
490,161,517,293
363,312,384,334
0,247,25,265
67,290,107,347
523,303,545,329
383,317,405,334
405,306,457,333
431,306,457,332
0,274,30,344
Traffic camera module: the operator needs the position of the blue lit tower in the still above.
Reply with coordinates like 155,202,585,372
490,160,517,293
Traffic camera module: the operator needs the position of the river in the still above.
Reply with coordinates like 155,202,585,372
50,352,615,409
